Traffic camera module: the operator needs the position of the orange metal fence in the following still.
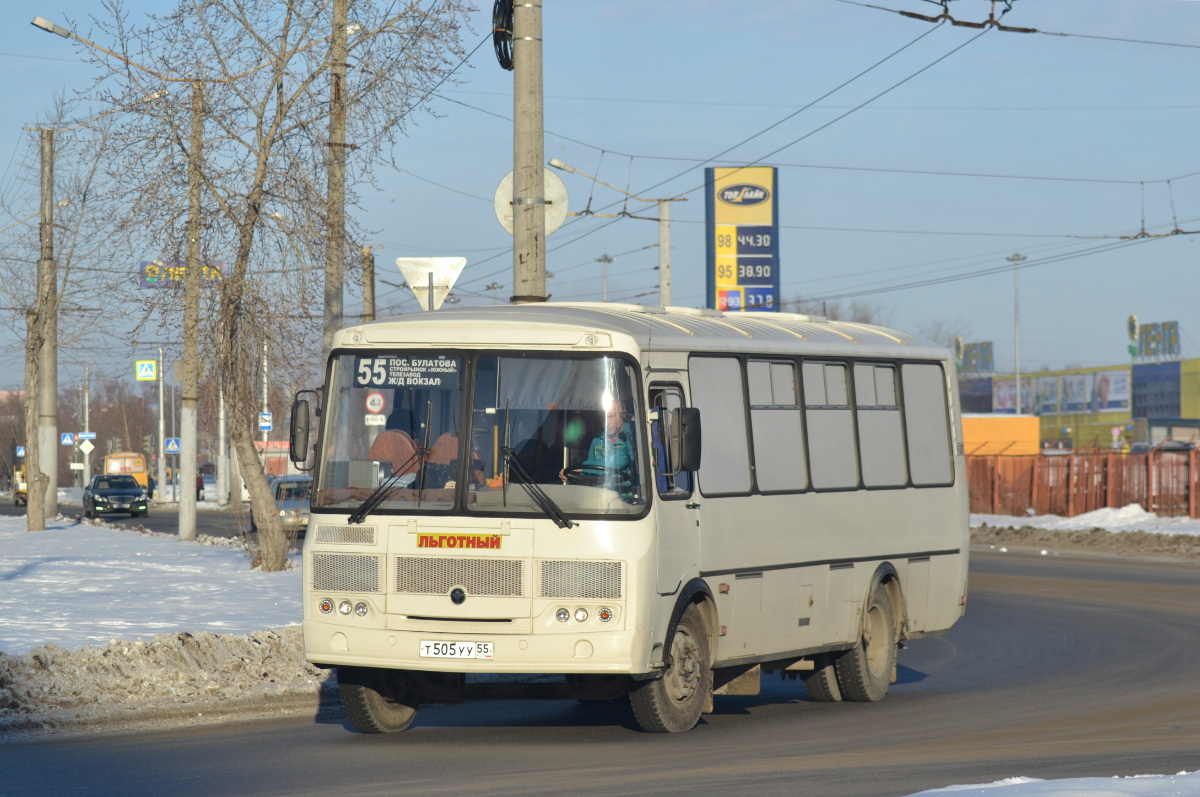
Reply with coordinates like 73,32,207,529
965,449,1200,518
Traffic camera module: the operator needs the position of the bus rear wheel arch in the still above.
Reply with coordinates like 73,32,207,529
834,580,899,702
338,666,419,733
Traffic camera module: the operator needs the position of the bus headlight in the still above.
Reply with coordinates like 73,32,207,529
574,608,588,623
354,602,369,617
555,608,570,623
338,600,353,615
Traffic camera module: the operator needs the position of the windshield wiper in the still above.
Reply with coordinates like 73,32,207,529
347,450,423,525
501,447,574,529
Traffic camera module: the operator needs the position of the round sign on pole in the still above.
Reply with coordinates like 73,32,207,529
494,168,569,236
365,391,385,414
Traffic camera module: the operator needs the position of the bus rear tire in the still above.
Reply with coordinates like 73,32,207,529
801,652,843,702
629,604,712,733
338,666,419,733
835,583,897,702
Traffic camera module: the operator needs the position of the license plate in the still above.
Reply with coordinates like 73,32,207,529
419,640,494,659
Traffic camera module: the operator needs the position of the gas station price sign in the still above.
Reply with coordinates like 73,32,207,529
705,167,779,312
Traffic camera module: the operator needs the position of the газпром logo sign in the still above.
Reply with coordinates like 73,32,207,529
717,184,770,206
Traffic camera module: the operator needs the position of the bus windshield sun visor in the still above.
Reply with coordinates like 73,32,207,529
502,447,574,529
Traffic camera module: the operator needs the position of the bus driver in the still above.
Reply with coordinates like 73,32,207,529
560,408,640,501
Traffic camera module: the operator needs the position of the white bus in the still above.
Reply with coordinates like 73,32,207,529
290,303,969,734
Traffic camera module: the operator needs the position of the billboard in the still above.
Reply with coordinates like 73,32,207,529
961,342,994,375
705,167,779,312
139,260,228,289
1137,321,1180,360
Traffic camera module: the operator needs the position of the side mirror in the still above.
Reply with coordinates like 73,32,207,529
289,398,310,464
678,407,701,473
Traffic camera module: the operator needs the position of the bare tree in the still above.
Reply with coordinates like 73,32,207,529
0,103,133,531
76,0,472,569
783,295,897,327
915,317,972,351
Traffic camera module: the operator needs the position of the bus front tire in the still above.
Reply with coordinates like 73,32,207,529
629,603,712,733
835,583,897,702
338,666,419,733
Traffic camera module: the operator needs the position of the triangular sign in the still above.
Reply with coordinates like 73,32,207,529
395,257,466,312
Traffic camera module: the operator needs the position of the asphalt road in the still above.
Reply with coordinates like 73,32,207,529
2,549,1198,796
0,495,253,540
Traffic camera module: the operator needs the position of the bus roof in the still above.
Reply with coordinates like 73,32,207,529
334,302,950,361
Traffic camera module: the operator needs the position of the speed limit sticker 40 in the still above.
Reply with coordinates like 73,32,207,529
365,391,385,414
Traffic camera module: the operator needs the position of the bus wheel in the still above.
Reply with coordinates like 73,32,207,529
801,652,843,702
338,666,419,733
835,583,897,702
630,603,712,732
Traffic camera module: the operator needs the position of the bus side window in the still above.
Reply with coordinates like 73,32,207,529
650,385,693,498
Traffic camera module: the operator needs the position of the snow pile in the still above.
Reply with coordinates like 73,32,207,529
0,513,331,738
972,503,1200,536
0,627,332,736
911,771,1200,796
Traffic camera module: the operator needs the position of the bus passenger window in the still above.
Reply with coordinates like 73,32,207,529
748,360,806,492
803,361,858,490
855,363,906,488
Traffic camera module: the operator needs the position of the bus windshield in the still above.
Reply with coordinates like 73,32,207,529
313,352,647,518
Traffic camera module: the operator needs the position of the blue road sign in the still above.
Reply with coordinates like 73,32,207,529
61,433,75,446
259,412,273,432
16,446,25,458
78,432,97,440
165,437,181,454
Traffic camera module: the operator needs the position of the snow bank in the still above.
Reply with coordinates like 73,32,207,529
0,627,333,737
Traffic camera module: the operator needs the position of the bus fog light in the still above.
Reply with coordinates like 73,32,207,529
574,608,588,623
338,600,352,615
354,602,369,617
598,607,613,622
319,599,334,614
556,608,570,623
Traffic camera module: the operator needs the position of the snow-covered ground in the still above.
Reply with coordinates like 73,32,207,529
1,498,1197,795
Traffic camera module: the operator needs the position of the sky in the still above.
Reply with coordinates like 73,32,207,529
2,0,1200,395
3,494,1198,794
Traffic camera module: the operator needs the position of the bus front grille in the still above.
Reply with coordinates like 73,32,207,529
312,553,383,593
314,525,377,545
537,560,624,600
394,557,523,597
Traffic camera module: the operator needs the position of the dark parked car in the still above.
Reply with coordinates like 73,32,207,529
83,474,150,519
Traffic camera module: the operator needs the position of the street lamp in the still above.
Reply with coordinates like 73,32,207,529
548,159,685,306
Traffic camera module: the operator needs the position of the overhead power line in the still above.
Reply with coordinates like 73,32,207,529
838,0,1200,49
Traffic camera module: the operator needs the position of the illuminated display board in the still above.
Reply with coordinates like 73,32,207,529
705,167,779,312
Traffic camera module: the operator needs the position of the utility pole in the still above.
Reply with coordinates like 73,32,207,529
658,199,672,306
37,128,58,521
362,245,375,323
1007,252,1027,413
179,80,203,540
157,347,166,503
325,0,348,351
511,0,547,303
82,366,91,486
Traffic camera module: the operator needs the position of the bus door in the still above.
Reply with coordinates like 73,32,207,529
649,382,699,595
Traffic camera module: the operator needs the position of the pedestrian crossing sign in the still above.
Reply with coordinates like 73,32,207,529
135,360,157,381
165,438,181,454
